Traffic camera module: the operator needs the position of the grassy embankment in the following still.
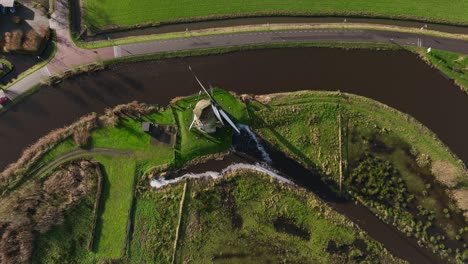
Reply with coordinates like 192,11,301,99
29,90,247,262
173,89,250,164
418,49,468,93
249,91,468,262
84,0,468,33
130,170,402,263
0,59,13,79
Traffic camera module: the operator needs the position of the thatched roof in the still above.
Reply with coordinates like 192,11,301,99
193,99,211,118
192,99,220,133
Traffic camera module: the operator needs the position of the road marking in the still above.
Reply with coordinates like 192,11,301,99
113,45,120,58
44,66,52,76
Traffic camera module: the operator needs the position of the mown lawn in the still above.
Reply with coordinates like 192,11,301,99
91,111,175,150
93,156,136,258
85,0,468,31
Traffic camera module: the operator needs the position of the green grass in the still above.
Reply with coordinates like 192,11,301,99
31,183,97,263
93,156,136,258
129,185,184,263
33,138,77,168
250,91,468,260
169,171,397,263
421,49,468,93
0,59,13,79
91,113,164,150
85,0,468,32
251,91,465,184
24,109,177,262
173,89,249,163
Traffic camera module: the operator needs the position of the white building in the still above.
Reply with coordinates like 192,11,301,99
0,0,14,8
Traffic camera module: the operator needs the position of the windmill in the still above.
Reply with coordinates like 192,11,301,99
188,66,240,134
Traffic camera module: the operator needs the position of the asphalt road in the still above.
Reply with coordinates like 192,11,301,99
115,29,468,58
5,23,468,102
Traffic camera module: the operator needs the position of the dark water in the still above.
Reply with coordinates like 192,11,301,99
83,16,468,41
0,48,466,171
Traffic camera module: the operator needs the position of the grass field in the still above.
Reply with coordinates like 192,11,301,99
84,0,468,31
32,194,97,263
129,184,184,263
249,91,468,261
157,171,399,263
93,156,136,258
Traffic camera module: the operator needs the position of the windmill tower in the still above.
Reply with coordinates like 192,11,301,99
188,66,240,134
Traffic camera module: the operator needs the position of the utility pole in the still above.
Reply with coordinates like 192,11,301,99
338,112,343,194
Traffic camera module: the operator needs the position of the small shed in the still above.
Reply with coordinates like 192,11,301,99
0,0,14,7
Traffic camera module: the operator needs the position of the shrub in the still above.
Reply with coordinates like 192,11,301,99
4,30,23,52
0,219,34,264
346,156,407,206
73,126,91,147
22,30,41,52
0,160,99,263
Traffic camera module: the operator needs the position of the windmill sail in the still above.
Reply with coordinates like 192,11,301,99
211,104,224,126
219,108,240,134
189,66,240,134
189,66,213,100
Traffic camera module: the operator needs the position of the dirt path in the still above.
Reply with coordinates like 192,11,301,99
32,147,133,179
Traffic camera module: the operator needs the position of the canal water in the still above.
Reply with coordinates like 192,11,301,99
1,47,466,171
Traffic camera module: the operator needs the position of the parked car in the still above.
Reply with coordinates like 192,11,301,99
0,90,9,105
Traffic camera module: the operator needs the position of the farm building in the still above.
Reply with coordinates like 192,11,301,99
0,0,14,7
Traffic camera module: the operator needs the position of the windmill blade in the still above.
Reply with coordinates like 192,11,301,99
189,66,213,100
189,118,196,131
211,104,224,126
219,108,240,134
